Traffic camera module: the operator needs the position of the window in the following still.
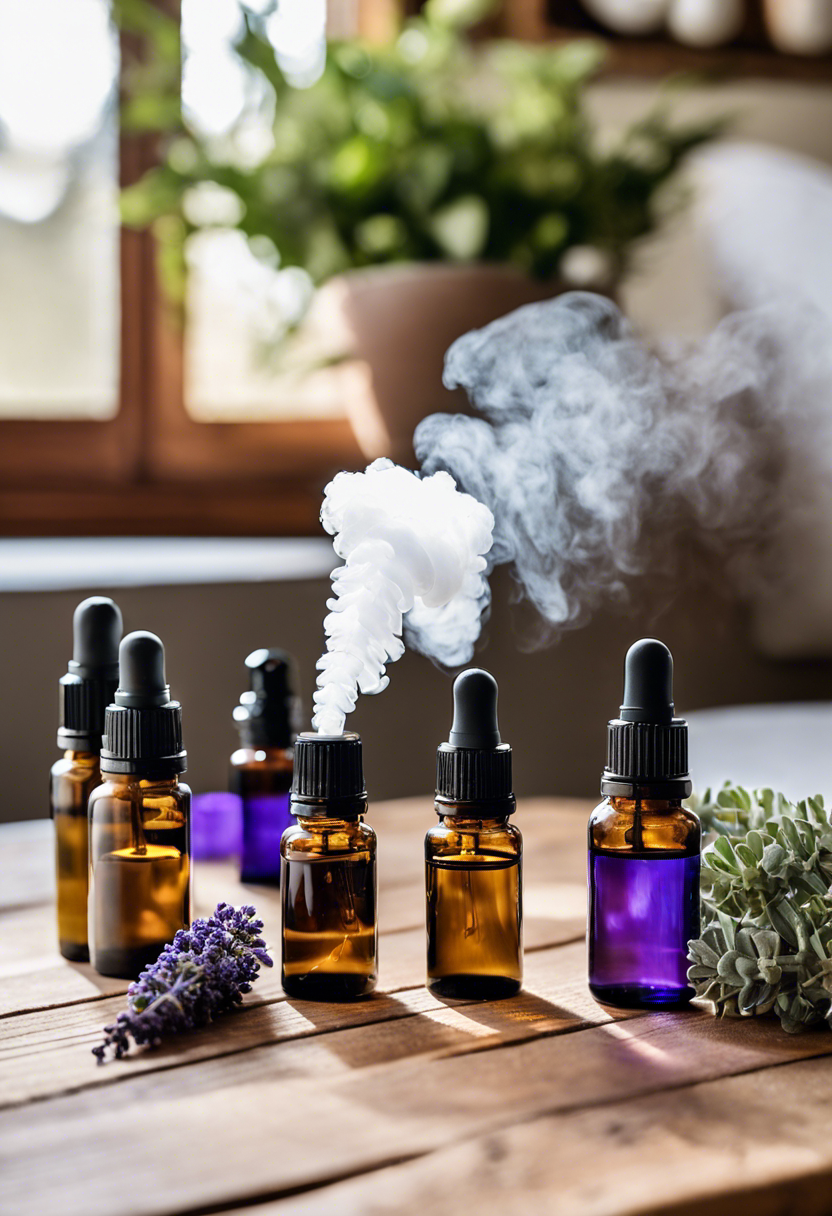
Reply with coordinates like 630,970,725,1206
0,0,362,537
0,0,119,422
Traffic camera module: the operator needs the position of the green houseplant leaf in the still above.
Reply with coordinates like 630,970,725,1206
113,0,726,299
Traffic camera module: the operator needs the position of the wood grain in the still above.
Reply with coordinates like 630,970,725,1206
0,939,616,1110
3,800,828,1216
268,1056,832,1216
2,997,830,1216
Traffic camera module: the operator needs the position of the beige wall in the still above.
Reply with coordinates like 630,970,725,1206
4,568,831,823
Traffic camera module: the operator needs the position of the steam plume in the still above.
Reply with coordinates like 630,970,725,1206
414,291,817,644
312,459,493,735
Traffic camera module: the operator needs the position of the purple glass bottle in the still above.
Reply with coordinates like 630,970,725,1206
588,639,700,1010
230,649,301,886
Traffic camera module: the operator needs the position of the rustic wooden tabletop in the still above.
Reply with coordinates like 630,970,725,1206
2,798,832,1216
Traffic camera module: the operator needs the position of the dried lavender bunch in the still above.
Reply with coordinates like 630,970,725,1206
688,784,832,1033
93,903,273,1063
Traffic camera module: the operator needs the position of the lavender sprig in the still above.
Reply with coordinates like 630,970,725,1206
93,903,273,1063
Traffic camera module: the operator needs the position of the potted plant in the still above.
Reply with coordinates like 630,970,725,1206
118,0,723,461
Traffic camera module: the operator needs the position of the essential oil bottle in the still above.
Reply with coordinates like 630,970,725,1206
426,669,522,1000
51,596,122,962
231,648,299,885
281,732,377,1000
88,631,191,979
588,638,700,1009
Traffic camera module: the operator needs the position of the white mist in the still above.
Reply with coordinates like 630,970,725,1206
312,458,494,735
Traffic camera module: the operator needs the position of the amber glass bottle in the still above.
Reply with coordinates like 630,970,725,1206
231,648,300,885
51,596,122,962
88,632,191,979
588,639,700,1010
281,732,377,1000
426,669,522,1000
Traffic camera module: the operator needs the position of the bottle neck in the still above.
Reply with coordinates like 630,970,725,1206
291,793,368,822
63,750,99,767
100,769,181,791
608,796,682,814
295,813,364,830
437,812,512,829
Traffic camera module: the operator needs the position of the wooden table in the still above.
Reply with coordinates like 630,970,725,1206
3,798,832,1216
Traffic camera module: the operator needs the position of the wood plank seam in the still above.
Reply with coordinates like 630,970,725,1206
106,1051,832,1216
0,938,601,1114
0,931,588,1022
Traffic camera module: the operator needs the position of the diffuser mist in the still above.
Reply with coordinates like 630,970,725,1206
312,458,493,735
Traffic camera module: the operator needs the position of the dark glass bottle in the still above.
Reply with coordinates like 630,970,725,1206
51,596,122,962
88,632,191,979
281,732,377,1000
426,669,522,1000
88,771,191,978
588,638,700,1010
231,648,300,885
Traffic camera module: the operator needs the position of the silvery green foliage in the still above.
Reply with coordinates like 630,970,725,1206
688,784,832,1033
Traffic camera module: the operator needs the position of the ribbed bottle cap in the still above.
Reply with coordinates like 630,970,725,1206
58,597,123,751
436,669,515,813
233,648,301,748
101,632,187,776
601,639,691,797
291,732,366,814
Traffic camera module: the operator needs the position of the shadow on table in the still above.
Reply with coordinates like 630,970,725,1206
280,988,587,1071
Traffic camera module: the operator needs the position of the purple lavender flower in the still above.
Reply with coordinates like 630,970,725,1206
93,903,273,1063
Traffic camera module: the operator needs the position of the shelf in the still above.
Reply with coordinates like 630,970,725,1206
499,1,832,81
543,27,832,81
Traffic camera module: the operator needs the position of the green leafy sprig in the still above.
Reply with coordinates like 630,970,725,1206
114,0,725,303
688,784,832,1033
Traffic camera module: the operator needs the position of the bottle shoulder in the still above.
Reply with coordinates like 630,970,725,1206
51,754,100,813
281,816,375,858
426,816,521,859
90,775,191,811
589,797,700,853
51,752,99,782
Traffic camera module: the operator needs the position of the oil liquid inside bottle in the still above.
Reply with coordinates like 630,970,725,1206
588,797,700,1008
91,815,190,978
426,851,522,999
55,813,90,956
51,752,100,962
282,852,376,1000
589,848,699,1006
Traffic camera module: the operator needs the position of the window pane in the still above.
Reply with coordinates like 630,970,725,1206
0,0,119,420
181,0,349,423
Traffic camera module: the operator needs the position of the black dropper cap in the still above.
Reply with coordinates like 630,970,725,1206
58,596,123,751
601,638,691,798
233,648,301,749
100,631,187,776
436,669,514,814
291,731,366,817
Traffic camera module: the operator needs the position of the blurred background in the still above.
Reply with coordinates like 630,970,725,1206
3,0,832,821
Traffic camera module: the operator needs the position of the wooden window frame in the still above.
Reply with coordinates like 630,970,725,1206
0,11,362,539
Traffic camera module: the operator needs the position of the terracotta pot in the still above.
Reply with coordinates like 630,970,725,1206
320,263,567,466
